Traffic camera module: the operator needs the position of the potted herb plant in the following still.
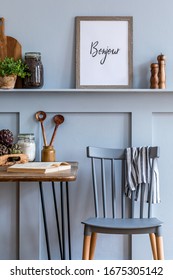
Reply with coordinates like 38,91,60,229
0,57,30,89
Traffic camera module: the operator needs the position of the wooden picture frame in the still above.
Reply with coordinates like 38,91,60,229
75,16,133,89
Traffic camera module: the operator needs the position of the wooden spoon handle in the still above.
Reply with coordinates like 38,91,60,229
49,125,58,146
41,122,47,146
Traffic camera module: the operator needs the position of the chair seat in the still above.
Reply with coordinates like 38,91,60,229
82,217,163,235
82,146,164,260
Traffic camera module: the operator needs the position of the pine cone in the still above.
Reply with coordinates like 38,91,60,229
0,144,9,156
0,129,14,147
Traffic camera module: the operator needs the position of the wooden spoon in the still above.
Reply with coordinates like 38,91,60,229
49,114,64,146
35,111,47,146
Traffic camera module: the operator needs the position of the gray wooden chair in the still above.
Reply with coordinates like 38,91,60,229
82,146,164,260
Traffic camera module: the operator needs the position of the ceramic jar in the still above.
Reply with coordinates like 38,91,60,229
41,146,56,162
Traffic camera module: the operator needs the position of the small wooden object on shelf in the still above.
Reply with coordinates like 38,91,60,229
157,54,166,89
0,17,22,88
150,63,159,89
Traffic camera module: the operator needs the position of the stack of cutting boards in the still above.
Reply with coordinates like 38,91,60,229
0,17,22,88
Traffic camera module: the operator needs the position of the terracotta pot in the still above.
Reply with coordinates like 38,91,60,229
0,75,17,89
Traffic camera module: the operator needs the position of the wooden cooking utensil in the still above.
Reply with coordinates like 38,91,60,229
49,115,64,146
0,17,22,88
35,111,48,146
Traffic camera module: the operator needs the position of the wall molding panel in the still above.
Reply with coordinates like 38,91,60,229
0,90,172,260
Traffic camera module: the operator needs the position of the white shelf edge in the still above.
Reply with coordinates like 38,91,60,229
0,88,172,93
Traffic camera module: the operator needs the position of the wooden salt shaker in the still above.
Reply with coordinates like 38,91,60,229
150,63,159,89
157,54,166,89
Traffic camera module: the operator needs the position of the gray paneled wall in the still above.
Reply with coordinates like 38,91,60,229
0,90,173,260
1,0,173,260
1,0,173,89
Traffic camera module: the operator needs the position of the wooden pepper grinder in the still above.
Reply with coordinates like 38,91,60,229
157,54,166,89
150,63,159,89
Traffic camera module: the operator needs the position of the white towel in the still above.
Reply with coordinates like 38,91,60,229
150,158,160,204
125,146,160,204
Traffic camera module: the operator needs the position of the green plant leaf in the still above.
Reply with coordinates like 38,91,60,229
0,57,30,78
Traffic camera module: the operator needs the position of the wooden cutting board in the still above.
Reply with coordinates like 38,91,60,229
0,17,22,87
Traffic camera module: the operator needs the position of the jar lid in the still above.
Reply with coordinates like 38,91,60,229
25,52,41,58
18,133,35,139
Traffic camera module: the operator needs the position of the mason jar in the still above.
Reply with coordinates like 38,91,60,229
17,133,36,161
23,52,44,88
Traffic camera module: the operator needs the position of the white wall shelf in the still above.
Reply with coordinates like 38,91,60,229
0,88,173,93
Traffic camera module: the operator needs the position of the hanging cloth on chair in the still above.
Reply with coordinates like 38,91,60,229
125,146,160,204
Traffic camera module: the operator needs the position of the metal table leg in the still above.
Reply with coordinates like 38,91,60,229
60,182,65,259
16,182,20,260
66,182,71,260
39,181,71,260
39,182,51,260
60,181,71,260
52,182,63,259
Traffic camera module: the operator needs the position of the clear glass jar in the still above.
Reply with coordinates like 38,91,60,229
17,133,36,161
23,52,44,88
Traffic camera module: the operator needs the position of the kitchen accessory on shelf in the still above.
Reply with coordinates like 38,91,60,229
150,63,159,89
157,54,166,89
35,111,47,146
0,17,22,88
150,53,166,89
49,114,64,146
23,52,44,88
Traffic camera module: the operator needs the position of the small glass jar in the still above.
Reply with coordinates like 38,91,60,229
17,133,36,161
23,52,44,88
41,146,56,162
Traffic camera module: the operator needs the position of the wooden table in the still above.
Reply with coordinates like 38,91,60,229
0,162,78,260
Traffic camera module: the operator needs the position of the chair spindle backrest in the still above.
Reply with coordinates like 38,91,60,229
87,146,125,218
87,146,159,219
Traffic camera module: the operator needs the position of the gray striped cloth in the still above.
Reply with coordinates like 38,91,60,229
125,146,160,204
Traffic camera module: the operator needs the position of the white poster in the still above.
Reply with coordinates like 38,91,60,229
76,17,133,89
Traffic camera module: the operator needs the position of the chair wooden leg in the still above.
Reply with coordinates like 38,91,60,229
149,233,158,260
156,236,164,260
82,235,91,260
89,232,97,260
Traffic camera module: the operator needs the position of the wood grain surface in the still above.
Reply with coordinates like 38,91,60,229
0,162,78,182
0,17,22,88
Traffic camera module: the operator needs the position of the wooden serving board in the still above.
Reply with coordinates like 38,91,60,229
0,154,28,166
0,17,22,88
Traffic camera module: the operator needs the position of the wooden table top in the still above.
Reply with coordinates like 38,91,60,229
0,162,78,182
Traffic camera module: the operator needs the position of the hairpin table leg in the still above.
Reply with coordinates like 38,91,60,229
60,182,65,259
66,182,71,260
60,182,71,260
52,182,63,259
39,182,51,260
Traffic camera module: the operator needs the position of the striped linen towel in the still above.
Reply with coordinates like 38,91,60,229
125,146,160,203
